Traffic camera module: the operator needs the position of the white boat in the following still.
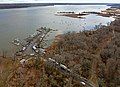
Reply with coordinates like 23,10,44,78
12,38,20,46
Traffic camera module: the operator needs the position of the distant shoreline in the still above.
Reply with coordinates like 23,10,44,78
0,3,118,9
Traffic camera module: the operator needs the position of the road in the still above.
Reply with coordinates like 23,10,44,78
44,58,96,87
20,56,96,87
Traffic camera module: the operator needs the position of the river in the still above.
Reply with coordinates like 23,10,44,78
0,5,115,54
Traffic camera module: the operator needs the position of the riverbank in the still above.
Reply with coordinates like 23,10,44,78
0,3,54,9
0,3,110,9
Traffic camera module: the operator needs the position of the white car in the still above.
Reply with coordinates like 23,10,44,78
20,59,26,66
30,53,35,56
22,47,26,51
81,82,86,85
32,45,37,50
48,58,56,62
60,64,71,72
48,58,59,65
60,64,68,69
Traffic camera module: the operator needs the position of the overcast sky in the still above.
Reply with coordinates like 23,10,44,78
0,0,120,3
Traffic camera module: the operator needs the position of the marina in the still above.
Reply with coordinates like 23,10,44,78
12,27,53,58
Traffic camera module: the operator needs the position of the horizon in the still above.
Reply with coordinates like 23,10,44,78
0,2,120,4
0,0,120,4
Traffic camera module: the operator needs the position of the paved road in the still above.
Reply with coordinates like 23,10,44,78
44,58,96,87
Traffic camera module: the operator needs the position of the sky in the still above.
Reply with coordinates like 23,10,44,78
0,0,120,3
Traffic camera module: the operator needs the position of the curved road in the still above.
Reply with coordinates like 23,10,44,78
44,58,96,87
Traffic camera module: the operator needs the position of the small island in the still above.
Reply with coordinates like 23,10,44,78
55,11,88,18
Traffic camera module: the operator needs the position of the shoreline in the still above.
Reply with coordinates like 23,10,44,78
0,3,117,9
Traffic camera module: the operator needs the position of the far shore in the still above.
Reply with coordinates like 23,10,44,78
0,3,118,9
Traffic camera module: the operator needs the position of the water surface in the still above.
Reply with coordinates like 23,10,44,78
0,5,115,54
